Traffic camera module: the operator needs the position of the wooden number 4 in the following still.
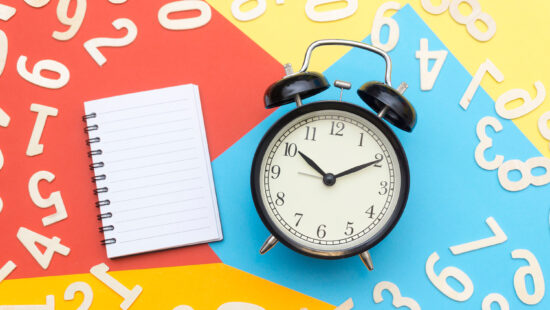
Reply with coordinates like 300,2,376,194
415,38,447,91
90,263,142,310
449,217,507,255
17,227,70,270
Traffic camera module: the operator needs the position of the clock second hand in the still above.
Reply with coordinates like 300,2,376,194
297,151,326,177
298,171,322,179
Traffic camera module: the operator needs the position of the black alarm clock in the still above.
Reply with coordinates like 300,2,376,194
251,39,416,271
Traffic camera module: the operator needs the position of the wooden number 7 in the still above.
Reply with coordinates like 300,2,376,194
459,59,503,110
449,217,507,255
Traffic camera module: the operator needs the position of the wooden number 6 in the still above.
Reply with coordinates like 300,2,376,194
64,282,94,310
495,81,546,120
512,249,545,305
84,18,138,67
373,281,421,310
425,252,474,301
53,0,87,41
371,2,400,52
17,56,70,89
482,293,509,310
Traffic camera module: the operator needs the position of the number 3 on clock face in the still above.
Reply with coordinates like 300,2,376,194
251,102,410,258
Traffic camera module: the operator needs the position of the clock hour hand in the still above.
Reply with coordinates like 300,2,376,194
298,151,326,176
334,158,383,179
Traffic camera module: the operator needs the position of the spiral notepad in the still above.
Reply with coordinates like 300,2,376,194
83,84,223,258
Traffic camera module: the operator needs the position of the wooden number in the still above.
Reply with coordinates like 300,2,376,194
498,157,550,191
84,18,138,66
231,0,266,22
449,217,507,255
17,227,70,270
28,170,68,226
109,0,127,3
482,293,509,310
371,2,400,52
17,56,70,89
305,0,358,22
173,306,194,310
0,295,55,310
421,0,450,14
26,104,58,157
0,30,7,77
0,261,16,284
23,0,50,8
425,252,473,301
415,38,447,91
373,281,420,310
53,0,87,41
538,111,550,144
511,249,545,305
449,0,496,41
158,1,211,30
449,0,481,24
495,82,546,119
218,302,264,310
90,263,142,310
0,195,3,213
334,298,353,310
459,59,503,110
0,4,16,21
475,117,504,170
64,282,94,310
0,106,9,127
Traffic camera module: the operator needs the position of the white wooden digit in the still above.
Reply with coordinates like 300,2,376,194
335,298,353,310
83,18,138,67
109,0,127,3
0,149,3,171
415,38,447,91
17,227,70,270
52,0,87,41
0,196,3,213
466,12,496,42
373,281,421,310
217,303,264,310
231,0,266,22
474,117,504,170
538,111,550,144
449,0,481,24
26,104,58,157
0,4,16,21
305,0,358,22
16,56,70,89
0,106,9,127
23,0,51,8
0,261,16,283
0,295,55,310
371,2,400,52
0,29,7,77
420,0,450,14
28,170,68,226
482,293,509,310
425,252,474,301
64,282,94,310
158,1,211,30
498,157,550,191
449,217,507,255
90,263,142,310
459,59,503,110
511,249,545,305
495,82,546,119
173,306,194,310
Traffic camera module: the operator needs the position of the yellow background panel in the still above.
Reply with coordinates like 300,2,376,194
0,264,335,309
206,0,550,158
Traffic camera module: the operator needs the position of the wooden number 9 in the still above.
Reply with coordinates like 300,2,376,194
512,249,545,305
16,56,70,89
482,293,509,310
53,0,87,41
425,252,474,301
64,282,94,310
371,2,400,52
495,82,546,119
475,116,504,170
373,281,421,310
497,157,550,191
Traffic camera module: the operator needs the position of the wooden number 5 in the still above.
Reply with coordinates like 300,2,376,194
84,18,138,67
373,281,421,310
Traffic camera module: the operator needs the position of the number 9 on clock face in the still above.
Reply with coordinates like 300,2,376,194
251,102,410,258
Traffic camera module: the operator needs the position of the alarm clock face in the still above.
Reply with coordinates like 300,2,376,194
251,101,409,258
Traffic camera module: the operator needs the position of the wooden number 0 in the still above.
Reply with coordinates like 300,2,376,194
84,18,138,66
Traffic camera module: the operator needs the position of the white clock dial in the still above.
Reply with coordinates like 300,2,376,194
257,107,405,254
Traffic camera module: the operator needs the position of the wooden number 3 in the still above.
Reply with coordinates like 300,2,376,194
373,281,421,310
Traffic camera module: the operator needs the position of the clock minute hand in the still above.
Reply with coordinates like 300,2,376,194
334,158,383,179
298,151,326,176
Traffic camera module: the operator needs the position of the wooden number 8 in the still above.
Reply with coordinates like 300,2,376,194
497,157,550,192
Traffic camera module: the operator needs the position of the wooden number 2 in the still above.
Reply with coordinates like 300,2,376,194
373,281,420,310
90,263,142,310
84,18,138,66
64,282,94,310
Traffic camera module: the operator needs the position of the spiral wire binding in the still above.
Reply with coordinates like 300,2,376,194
84,112,115,246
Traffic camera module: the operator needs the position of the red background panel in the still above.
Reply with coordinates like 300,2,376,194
0,1,282,279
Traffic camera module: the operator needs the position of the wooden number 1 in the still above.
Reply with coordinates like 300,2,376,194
449,217,507,255
0,295,54,310
90,263,142,310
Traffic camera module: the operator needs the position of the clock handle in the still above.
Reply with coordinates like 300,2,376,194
359,251,374,271
259,235,278,255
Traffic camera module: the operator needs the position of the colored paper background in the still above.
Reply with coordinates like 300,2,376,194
0,1,549,309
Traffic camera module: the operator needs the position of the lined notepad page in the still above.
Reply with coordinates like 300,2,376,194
84,84,222,258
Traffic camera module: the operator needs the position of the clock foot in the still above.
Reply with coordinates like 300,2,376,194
359,251,374,271
259,235,278,255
